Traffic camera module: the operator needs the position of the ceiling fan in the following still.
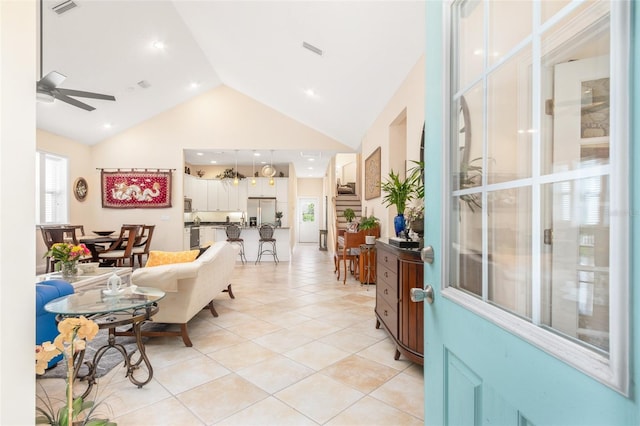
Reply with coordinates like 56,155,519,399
36,0,115,111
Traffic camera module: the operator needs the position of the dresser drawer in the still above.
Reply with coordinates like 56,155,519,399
377,247,398,274
376,296,398,337
377,263,397,289
377,273,397,308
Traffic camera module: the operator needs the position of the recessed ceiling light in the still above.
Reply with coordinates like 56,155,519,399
307,167,314,170
196,152,204,156
103,123,112,129
152,40,165,50
304,88,315,97
210,160,217,164
260,161,267,164
308,158,315,162
189,82,200,89
254,152,261,157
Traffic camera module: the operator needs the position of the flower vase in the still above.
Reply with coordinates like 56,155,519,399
61,261,78,280
410,219,424,236
394,214,406,237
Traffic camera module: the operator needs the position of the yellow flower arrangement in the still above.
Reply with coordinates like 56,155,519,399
36,316,115,426
45,243,91,263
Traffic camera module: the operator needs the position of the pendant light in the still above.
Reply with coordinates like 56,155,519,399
268,150,275,186
233,150,239,185
251,151,257,186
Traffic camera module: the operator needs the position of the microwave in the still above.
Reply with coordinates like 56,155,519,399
184,198,192,212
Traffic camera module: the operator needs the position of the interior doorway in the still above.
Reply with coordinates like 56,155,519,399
298,197,319,243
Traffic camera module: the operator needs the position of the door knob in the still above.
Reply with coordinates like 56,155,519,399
410,285,434,304
421,246,434,264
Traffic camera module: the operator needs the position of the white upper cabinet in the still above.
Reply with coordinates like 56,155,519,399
247,177,277,197
192,178,208,211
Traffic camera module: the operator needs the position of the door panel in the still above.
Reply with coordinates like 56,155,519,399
424,1,637,424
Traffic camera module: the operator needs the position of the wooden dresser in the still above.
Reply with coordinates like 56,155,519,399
375,240,424,365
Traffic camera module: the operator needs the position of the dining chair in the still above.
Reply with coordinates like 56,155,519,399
98,225,141,267
336,230,365,284
130,224,155,267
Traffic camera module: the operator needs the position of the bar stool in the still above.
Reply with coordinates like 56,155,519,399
225,224,247,264
255,224,279,264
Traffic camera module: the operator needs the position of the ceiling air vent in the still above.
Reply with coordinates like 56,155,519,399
52,0,78,15
302,41,323,56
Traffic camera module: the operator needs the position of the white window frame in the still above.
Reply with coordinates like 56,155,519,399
441,0,630,394
36,151,69,225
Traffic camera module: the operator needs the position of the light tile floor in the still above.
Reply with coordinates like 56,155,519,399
37,243,424,425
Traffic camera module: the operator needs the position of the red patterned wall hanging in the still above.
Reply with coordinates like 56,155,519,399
101,170,172,208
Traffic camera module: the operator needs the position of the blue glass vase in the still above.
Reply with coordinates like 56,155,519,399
394,214,406,237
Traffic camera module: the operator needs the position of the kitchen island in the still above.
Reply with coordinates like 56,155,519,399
185,223,290,262
213,226,290,262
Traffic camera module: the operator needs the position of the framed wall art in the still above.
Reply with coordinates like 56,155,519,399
101,169,172,208
365,147,381,200
73,177,88,201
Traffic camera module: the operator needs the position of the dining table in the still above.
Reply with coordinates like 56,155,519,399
79,233,118,261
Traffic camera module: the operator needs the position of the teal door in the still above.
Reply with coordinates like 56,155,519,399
422,1,639,424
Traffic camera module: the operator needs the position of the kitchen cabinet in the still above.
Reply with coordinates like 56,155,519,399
247,177,277,197
206,180,247,211
192,178,207,211
206,180,224,210
184,173,195,199
375,240,424,365
228,180,247,211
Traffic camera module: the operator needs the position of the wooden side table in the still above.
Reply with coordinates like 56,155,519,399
359,244,376,288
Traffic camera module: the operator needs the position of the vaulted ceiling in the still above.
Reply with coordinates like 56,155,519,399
36,0,425,176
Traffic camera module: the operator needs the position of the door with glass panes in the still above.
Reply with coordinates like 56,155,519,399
422,1,637,424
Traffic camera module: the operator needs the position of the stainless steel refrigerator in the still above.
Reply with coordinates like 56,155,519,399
247,197,277,226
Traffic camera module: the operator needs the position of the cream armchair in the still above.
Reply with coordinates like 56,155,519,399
131,241,240,346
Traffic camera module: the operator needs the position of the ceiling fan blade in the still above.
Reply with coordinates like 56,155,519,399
53,92,95,111
56,88,116,101
38,71,66,90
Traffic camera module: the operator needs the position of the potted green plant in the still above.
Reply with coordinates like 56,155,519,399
359,215,380,244
343,208,356,223
380,169,417,237
275,211,283,227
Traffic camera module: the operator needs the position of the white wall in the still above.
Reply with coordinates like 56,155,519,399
1,1,36,423
361,55,425,238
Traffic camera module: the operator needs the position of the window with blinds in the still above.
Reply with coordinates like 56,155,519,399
36,151,68,224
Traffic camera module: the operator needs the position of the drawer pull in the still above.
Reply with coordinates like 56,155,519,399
384,310,388,316
384,271,388,278
384,288,388,295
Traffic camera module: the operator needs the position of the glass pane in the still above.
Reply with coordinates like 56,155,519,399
450,194,483,297
541,2,610,175
454,0,484,91
487,45,533,184
453,83,484,191
542,176,610,352
487,187,532,318
488,1,532,66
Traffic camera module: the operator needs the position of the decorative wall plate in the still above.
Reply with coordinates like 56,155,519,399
261,164,276,177
73,177,88,201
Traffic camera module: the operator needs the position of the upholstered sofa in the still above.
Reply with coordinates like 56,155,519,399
130,241,240,346
36,279,74,367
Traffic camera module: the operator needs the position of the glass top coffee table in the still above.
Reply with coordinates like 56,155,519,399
45,285,165,399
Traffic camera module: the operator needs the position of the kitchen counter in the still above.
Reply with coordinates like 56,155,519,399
183,224,290,261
